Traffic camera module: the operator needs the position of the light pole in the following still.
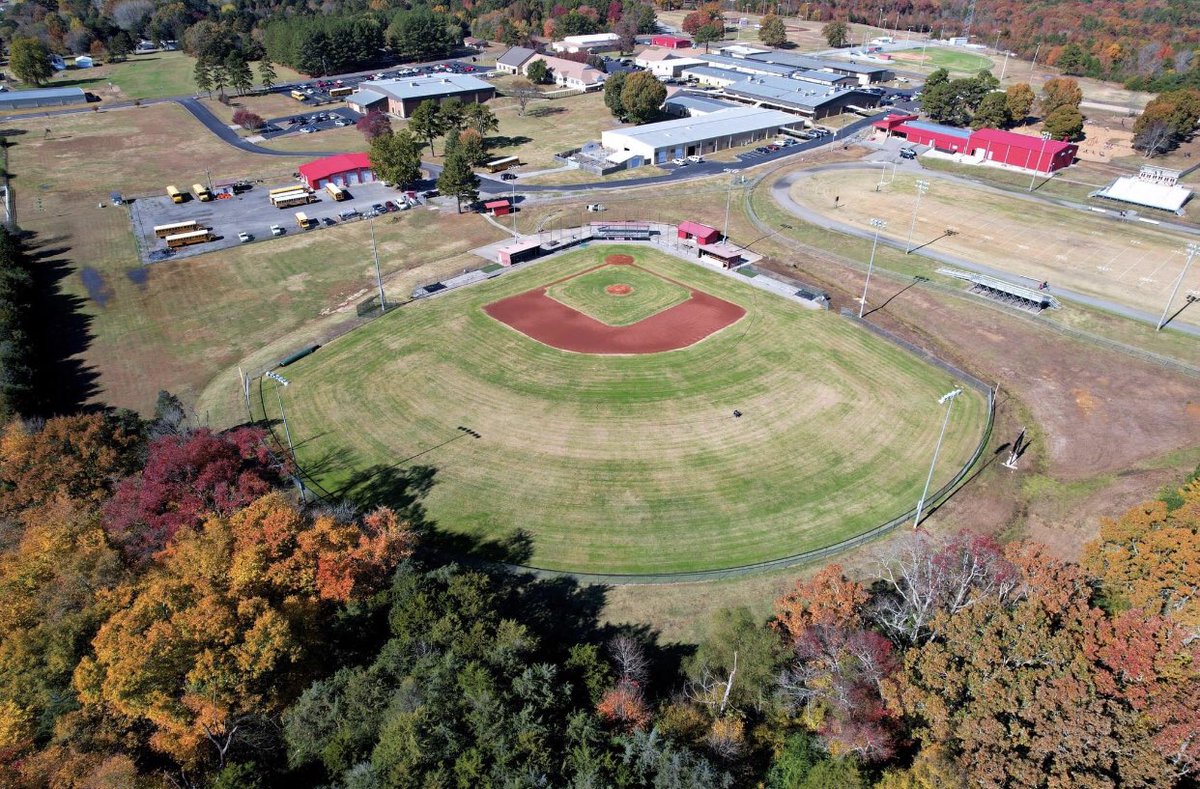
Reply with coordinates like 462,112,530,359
999,49,1011,81
511,179,517,234
1030,42,1041,77
1157,242,1199,331
723,173,741,240
369,216,386,312
859,218,886,318
275,383,307,503
905,179,929,253
913,387,963,529
1028,131,1051,192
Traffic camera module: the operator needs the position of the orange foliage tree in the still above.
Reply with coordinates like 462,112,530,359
73,493,415,770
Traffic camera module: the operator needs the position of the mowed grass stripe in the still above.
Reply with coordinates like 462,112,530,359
546,264,692,325
276,245,988,574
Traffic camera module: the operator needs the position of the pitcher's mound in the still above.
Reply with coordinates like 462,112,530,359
605,254,635,265
606,284,633,296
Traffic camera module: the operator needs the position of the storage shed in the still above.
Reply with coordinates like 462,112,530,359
678,220,721,245
651,35,692,49
484,198,512,216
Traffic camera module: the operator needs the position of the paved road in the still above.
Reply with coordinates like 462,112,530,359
176,97,335,158
768,161,1200,336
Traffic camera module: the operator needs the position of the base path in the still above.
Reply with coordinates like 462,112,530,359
484,262,746,354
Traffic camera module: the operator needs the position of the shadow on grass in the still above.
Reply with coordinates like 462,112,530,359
20,230,102,415
486,134,533,149
525,105,566,118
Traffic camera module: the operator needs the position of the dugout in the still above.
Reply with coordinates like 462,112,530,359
591,221,652,241
697,242,745,268
497,237,543,266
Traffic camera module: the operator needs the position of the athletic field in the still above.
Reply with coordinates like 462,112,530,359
261,245,988,575
792,170,1200,325
890,47,995,74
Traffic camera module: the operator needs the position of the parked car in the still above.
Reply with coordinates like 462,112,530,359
766,144,781,152
500,172,518,181
334,118,349,127
899,147,918,160
371,203,386,215
299,126,315,134
671,157,687,165
384,200,399,212
687,154,703,163
238,231,252,243
270,225,285,236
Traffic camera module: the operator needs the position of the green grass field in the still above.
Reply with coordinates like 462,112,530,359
890,47,994,74
260,244,989,575
546,264,690,325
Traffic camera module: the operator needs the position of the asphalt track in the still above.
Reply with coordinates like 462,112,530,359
768,162,1200,337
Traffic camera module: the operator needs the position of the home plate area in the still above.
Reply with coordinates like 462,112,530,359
483,254,747,354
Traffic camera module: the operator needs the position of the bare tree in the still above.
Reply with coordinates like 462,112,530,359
112,0,154,32
684,652,737,718
509,79,537,117
870,531,1021,646
608,634,650,684
1135,117,1174,158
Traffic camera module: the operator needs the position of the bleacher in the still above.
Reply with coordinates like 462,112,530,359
590,221,653,241
937,268,1060,313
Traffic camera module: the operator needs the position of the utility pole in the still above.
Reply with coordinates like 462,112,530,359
511,180,517,234
369,216,386,312
1000,49,1011,81
859,218,886,317
1157,242,1199,331
1030,42,1042,77
275,384,307,502
905,179,929,253
913,388,962,528
1028,131,1051,192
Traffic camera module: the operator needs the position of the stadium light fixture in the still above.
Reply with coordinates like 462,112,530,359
913,387,963,529
859,218,887,318
1157,242,1200,331
904,180,929,253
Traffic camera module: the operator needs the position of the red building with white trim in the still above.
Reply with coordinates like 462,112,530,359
677,220,721,245
298,153,376,190
873,114,1078,173
651,34,692,49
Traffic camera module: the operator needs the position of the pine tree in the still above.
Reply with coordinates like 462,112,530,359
258,60,278,91
225,52,253,96
437,131,480,214
193,59,213,98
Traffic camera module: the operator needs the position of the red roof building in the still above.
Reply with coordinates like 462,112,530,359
651,34,692,49
484,198,512,216
872,114,1078,173
969,127,1078,173
298,153,375,189
677,220,721,245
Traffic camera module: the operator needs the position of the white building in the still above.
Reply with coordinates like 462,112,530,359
601,106,798,165
524,54,607,91
634,47,705,78
552,33,620,53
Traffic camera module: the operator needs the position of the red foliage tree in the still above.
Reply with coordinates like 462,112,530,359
606,0,622,24
231,109,264,130
597,679,650,732
356,111,392,141
102,427,283,560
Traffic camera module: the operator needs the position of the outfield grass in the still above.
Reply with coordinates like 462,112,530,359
262,244,988,575
890,47,995,74
547,264,690,325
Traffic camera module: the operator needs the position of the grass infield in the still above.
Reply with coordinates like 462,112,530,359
264,245,988,575
546,264,692,326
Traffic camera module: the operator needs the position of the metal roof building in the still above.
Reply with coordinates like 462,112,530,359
601,106,798,165
694,53,798,77
741,52,894,84
0,86,87,110
298,153,376,189
721,76,880,119
680,65,748,88
346,74,494,118
664,93,739,117
495,46,537,75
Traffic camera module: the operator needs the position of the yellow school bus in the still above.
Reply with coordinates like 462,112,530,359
164,229,214,248
166,185,184,204
153,220,200,238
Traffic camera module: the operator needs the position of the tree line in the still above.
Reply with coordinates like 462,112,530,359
0,382,1196,786
0,228,36,422
920,69,1086,140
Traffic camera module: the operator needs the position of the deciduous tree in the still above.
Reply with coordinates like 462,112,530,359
463,102,499,138
437,131,481,213
407,99,446,156
620,70,667,124
1005,82,1036,122
369,128,424,188
101,427,282,560
75,493,414,770
526,58,551,85
758,14,787,48
9,38,54,86
356,110,393,140
773,563,869,639
822,20,849,48
1039,76,1083,117
1042,104,1085,139
509,78,538,116
971,92,1011,129
604,70,627,119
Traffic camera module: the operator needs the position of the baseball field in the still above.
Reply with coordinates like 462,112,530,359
259,244,989,575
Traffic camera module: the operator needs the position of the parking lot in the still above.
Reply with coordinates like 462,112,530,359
129,181,425,263
259,106,360,139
